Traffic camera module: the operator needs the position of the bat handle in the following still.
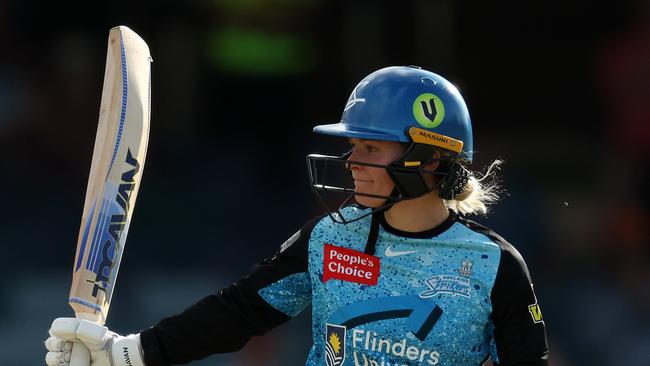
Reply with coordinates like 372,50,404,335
68,313,99,366
70,341,91,366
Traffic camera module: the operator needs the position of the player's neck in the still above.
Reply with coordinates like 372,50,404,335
384,191,449,233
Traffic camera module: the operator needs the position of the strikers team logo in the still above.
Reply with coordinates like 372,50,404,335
459,260,473,277
325,323,346,366
419,275,471,299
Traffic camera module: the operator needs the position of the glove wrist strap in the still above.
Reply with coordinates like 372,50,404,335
111,334,146,366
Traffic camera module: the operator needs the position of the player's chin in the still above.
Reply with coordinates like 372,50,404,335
354,194,387,208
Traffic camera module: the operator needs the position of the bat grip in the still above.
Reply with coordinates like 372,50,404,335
70,342,91,366
69,312,100,366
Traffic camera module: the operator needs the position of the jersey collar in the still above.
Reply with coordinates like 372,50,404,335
379,210,458,239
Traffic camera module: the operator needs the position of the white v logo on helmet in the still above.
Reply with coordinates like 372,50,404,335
344,80,369,111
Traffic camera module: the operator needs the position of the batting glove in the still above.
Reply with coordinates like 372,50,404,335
45,318,145,366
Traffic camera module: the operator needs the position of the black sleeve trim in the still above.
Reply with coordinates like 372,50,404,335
139,216,324,365
458,217,549,366
140,327,169,366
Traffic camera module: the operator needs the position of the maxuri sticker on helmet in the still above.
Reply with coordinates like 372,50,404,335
413,93,445,128
323,244,380,286
408,127,464,153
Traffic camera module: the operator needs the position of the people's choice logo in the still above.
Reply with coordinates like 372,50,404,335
323,244,380,286
413,93,445,128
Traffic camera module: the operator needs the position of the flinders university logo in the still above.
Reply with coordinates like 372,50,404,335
325,323,346,366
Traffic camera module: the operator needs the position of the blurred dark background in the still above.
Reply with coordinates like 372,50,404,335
1,0,649,365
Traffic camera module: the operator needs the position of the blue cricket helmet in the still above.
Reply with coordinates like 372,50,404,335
314,66,473,162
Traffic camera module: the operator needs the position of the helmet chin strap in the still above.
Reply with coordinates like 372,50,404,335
332,186,416,225
329,193,393,225
385,186,401,204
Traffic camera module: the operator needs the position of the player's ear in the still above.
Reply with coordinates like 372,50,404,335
424,150,441,171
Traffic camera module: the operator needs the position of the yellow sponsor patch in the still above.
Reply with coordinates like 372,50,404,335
408,127,463,153
528,303,544,323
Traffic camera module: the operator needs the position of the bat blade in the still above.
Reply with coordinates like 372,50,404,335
68,25,152,325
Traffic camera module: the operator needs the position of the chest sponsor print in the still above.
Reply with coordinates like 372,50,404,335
326,323,347,366
323,244,380,286
324,324,442,366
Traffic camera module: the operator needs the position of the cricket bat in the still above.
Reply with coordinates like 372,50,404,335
67,26,152,365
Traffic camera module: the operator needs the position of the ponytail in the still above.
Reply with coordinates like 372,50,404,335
443,160,503,215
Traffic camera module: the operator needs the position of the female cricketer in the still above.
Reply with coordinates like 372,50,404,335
46,66,549,366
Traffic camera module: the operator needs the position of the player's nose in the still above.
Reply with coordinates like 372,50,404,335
345,150,363,171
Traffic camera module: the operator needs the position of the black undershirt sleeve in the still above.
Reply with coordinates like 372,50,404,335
490,241,549,365
139,217,321,365
457,217,549,365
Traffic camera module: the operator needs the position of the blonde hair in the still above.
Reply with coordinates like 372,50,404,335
443,160,504,216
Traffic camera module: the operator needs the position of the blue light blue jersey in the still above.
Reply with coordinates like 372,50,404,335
306,207,501,365
141,207,548,366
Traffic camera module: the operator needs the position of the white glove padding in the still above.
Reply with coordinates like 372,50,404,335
45,318,145,366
